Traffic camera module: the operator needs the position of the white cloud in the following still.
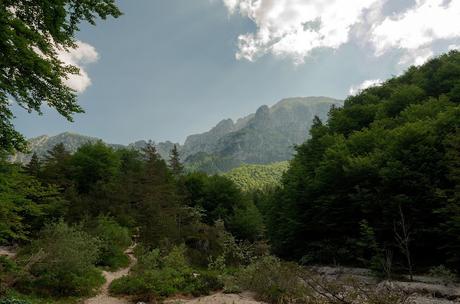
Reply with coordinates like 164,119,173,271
57,41,99,93
223,0,381,64
349,79,382,95
371,0,460,55
222,0,460,66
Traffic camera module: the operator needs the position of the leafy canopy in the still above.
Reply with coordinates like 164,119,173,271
0,0,121,152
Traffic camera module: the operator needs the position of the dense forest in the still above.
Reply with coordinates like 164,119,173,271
264,50,460,274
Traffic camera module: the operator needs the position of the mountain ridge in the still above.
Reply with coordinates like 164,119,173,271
11,96,342,171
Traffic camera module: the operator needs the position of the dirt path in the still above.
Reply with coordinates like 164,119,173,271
85,245,137,304
165,292,266,304
0,246,17,258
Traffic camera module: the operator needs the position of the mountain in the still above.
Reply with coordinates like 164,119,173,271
183,96,342,169
11,96,342,172
9,132,177,164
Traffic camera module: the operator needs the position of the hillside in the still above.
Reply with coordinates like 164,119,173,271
224,161,289,192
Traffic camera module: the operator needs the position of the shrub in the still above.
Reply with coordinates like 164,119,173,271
25,221,104,296
183,270,223,297
0,257,22,296
86,216,131,270
232,256,307,304
110,245,223,300
428,265,457,284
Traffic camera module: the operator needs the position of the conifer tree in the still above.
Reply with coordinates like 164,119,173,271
42,143,72,188
26,152,41,177
169,145,184,176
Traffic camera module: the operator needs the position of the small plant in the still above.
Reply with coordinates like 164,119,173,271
429,265,457,285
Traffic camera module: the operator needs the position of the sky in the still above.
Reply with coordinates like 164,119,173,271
12,0,460,145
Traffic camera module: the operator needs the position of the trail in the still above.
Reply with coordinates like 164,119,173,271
0,246,16,258
165,292,266,304
85,245,137,304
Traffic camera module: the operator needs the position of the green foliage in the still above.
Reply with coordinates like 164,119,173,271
24,221,104,296
85,216,131,270
110,246,223,300
70,142,120,193
229,201,264,242
0,257,24,296
169,145,184,176
183,172,264,241
209,220,267,269
224,162,289,192
184,152,243,174
266,51,460,271
0,157,66,244
232,256,307,304
0,298,30,304
0,0,121,152
183,173,242,224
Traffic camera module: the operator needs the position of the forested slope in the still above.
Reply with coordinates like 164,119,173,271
265,51,460,272
224,162,289,192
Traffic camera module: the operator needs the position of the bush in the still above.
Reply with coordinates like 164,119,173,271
85,216,131,270
187,271,223,297
429,265,457,284
232,256,307,304
110,245,223,300
25,221,104,296
0,257,22,296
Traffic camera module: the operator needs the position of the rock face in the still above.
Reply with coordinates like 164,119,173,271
183,97,342,165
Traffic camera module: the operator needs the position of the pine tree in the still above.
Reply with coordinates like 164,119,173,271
169,145,184,176
139,141,181,247
42,143,72,188
26,152,41,177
